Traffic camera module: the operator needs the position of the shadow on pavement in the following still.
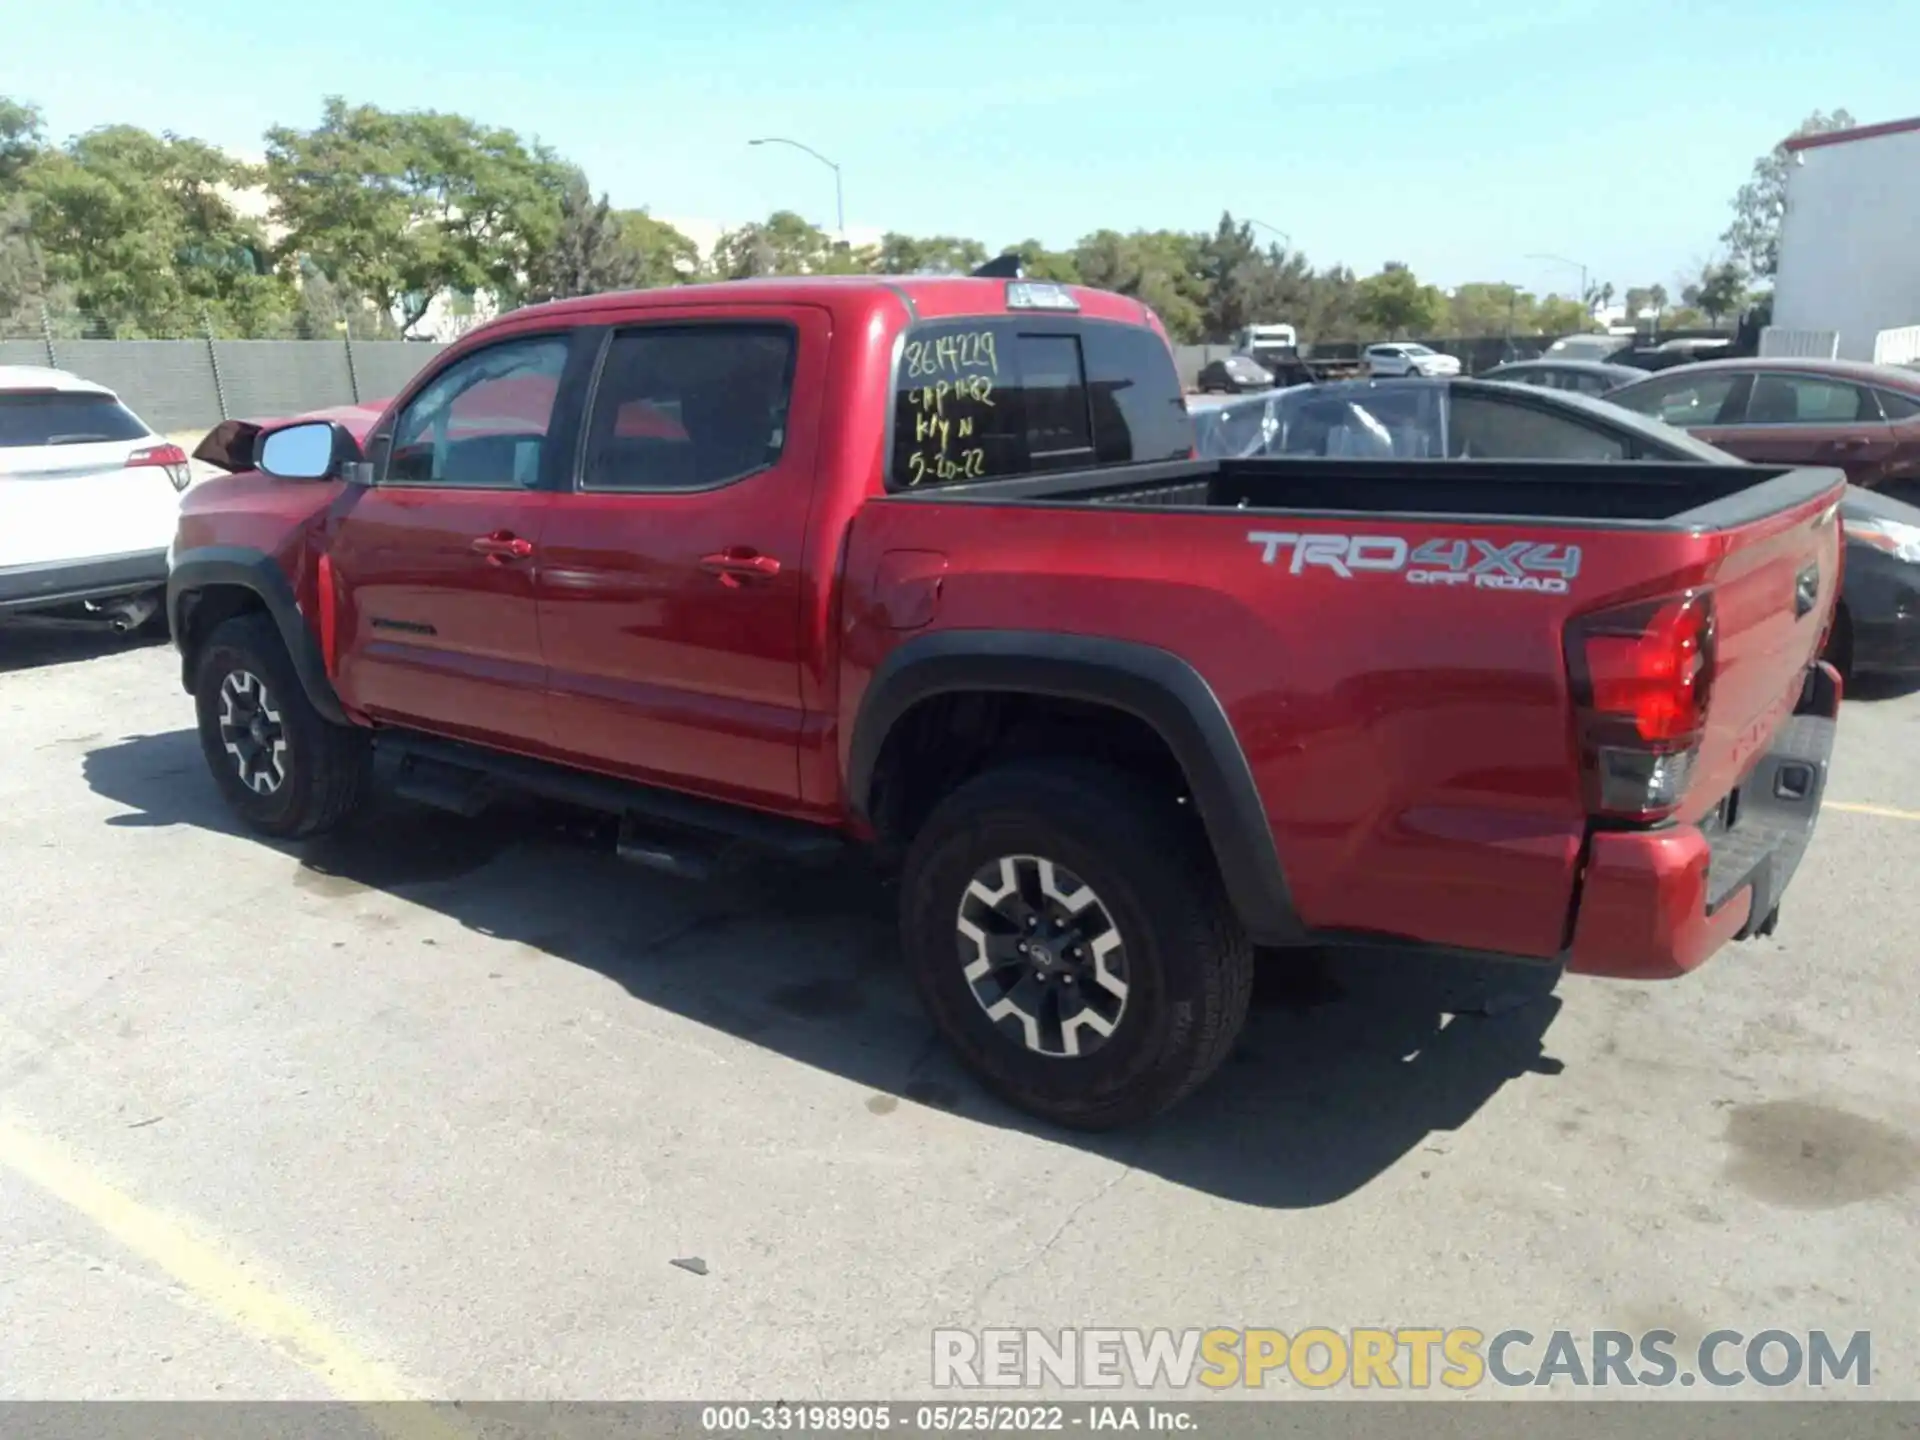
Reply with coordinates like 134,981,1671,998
0,619,168,675
82,728,1567,1210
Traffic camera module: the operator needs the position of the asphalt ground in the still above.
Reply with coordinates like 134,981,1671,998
2,624,1916,1407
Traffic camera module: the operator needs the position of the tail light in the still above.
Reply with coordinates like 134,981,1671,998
1564,589,1715,821
128,443,192,492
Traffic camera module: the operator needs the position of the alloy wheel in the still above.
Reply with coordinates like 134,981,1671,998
217,669,289,795
955,854,1131,1058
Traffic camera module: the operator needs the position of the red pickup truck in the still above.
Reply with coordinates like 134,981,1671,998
170,275,1845,1129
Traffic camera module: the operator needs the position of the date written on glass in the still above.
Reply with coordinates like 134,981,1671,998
900,329,1000,488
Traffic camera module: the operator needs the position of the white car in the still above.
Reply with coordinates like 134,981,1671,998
1363,343,1462,378
0,366,193,632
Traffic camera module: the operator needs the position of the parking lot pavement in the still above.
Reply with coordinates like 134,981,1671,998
2,629,1917,1402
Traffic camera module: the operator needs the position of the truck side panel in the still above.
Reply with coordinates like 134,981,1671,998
839,495,1827,961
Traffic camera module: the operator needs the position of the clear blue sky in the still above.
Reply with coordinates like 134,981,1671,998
4,0,1913,296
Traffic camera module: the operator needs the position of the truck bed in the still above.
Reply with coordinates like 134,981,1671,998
884,455,1830,528
849,454,1844,966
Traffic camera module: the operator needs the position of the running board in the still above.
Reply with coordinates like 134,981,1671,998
377,731,846,863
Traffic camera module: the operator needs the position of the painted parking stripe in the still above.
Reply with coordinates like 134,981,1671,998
1827,800,1920,822
0,1115,471,1440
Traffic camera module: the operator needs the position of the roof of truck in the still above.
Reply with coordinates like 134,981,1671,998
504,275,1158,329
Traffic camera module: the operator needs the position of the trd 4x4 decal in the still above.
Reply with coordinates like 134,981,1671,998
1247,531,1582,594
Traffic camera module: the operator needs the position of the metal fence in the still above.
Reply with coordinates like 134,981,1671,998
0,335,449,434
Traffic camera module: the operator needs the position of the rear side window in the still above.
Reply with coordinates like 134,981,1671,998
1878,389,1920,421
1449,392,1627,461
582,324,796,492
0,392,149,448
889,319,1190,490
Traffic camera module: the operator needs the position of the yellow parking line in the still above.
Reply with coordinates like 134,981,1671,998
1828,800,1920,822
0,1116,470,1440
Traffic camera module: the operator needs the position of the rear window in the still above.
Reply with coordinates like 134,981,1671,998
0,392,150,448
888,318,1191,490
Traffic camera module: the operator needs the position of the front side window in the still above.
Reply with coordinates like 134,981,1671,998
581,325,796,492
1609,372,1739,428
386,336,570,488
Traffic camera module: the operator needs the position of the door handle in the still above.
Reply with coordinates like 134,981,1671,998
471,531,534,563
700,549,782,588
1831,436,1871,451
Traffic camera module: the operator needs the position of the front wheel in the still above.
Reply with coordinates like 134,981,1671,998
899,760,1254,1129
192,612,371,838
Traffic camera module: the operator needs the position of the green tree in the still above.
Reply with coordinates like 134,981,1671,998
1722,108,1856,280
710,209,840,277
1622,284,1669,326
1354,262,1447,338
1683,261,1747,327
1299,265,1362,343
1005,238,1081,283
1194,213,1314,344
0,97,52,333
610,210,700,288
265,97,568,335
1535,295,1593,334
26,123,292,336
872,232,987,275
525,171,636,302
1446,282,1538,338
1071,228,1207,341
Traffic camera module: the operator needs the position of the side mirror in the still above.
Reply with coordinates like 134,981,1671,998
255,421,366,483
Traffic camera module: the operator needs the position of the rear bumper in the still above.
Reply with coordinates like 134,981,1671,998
0,550,170,615
1566,661,1841,980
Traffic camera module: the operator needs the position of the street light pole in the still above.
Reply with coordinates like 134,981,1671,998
749,137,844,243
1247,218,1293,251
1527,252,1591,310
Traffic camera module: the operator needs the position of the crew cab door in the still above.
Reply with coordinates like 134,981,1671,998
325,330,588,750
536,308,825,808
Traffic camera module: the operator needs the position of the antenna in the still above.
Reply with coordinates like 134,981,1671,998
971,253,1024,279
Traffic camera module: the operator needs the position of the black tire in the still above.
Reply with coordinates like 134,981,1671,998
899,759,1254,1130
192,612,371,838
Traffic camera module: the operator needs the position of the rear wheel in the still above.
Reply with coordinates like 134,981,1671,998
192,613,371,838
899,760,1253,1129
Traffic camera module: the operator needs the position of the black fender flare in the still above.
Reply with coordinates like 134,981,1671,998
166,546,348,725
847,630,1304,946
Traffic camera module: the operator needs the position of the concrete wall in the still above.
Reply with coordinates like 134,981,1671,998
0,337,449,434
1775,123,1920,362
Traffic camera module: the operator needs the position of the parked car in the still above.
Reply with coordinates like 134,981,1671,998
0,365,192,633
1541,333,1632,365
1193,353,1274,394
1480,359,1645,397
1607,357,1920,497
1192,378,1916,679
1362,342,1461,377
171,276,1841,1128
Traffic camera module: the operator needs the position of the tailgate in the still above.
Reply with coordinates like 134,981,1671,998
1681,478,1844,823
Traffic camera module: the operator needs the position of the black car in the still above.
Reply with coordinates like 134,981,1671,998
1479,359,1645,397
1189,378,1920,679
1193,354,1275,394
